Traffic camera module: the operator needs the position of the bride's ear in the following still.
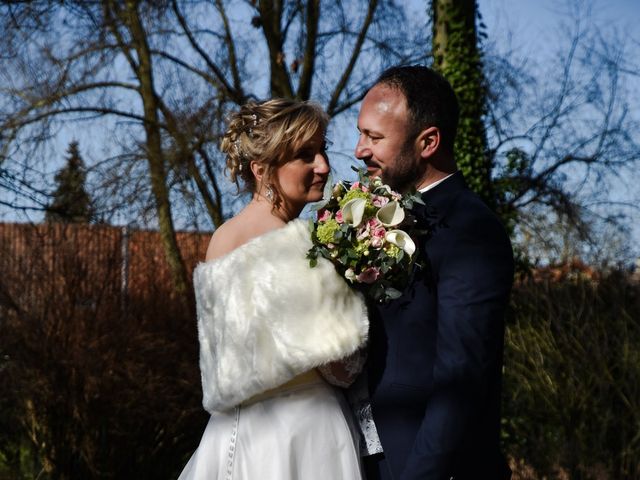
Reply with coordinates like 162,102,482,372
250,160,266,183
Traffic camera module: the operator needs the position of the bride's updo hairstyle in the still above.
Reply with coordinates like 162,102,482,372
220,98,329,205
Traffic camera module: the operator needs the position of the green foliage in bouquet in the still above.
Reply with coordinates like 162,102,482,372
307,169,426,303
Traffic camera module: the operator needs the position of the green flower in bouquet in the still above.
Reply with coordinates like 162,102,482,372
316,219,340,244
307,168,427,303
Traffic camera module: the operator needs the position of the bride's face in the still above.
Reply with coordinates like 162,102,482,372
276,129,330,209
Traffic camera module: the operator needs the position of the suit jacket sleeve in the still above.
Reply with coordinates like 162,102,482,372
401,213,514,480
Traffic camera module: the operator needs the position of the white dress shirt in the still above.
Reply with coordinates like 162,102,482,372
418,171,457,193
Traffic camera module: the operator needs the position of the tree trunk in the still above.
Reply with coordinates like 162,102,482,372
432,0,494,209
118,0,191,296
296,0,320,100
259,0,294,98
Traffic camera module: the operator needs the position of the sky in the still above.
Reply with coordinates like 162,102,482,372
331,0,640,168
477,0,640,261
479,0,640,44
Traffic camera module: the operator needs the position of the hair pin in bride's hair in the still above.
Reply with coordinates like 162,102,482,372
233,138,244,171
247,113,259,137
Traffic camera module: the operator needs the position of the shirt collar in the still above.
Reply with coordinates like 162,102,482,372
418,171,457,193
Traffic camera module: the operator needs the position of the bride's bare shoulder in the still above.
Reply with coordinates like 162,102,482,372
205,216,245,261
205,207,285,261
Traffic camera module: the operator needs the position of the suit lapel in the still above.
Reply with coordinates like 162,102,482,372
411,171,467,230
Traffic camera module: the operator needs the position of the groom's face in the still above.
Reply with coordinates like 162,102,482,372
355,84,420,192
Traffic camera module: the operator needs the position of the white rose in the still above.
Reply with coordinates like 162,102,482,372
344,268,357,282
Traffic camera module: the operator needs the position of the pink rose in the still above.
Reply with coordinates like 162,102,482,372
356,223,370,240
318,209,331,222
372,226,387,239
351,181,369,192
357,267,380,284
372,195,389,208
368,218,382,229
335,210,344,223
370,236,384,248
369,224,386,249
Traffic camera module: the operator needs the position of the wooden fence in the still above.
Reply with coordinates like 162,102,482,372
0,222,211,318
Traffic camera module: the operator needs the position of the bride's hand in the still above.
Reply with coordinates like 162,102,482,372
317,348,367,388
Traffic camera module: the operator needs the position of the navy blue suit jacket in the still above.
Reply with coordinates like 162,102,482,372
366,172,513,480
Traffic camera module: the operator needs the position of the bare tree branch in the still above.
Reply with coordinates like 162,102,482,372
171,0,244,104
327,0,377,115
214,0,245,100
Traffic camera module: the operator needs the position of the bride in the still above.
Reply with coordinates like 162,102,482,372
177,99,368,480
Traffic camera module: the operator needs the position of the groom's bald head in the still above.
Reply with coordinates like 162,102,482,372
373,65,459,154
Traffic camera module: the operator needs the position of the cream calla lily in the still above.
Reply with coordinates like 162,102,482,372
385,230,416,257
376,201,405,227
341,198,367,227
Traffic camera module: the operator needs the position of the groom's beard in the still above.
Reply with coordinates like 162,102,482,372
382,140,422,194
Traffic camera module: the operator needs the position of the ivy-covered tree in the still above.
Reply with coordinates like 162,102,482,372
46,141,94,223
431,0,494,209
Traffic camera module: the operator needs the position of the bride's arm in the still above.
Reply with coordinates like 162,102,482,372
317,347,367,388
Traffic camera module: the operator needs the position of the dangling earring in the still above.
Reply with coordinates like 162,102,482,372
265,184,274,202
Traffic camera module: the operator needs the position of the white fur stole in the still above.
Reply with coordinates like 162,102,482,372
194,219,369,413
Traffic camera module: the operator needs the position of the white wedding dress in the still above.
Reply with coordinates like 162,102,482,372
178,370,363,480
177,220,369,480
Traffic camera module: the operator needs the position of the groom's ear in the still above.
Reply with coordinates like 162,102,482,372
416,126,440,159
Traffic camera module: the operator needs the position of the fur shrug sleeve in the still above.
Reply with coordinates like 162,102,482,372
193,219,369,413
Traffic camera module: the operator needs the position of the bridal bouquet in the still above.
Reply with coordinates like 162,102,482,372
307,169,424,303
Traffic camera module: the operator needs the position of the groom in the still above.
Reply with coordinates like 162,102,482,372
355,65,514,479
